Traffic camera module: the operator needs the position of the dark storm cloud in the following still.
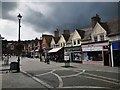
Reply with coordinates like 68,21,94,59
24,6,56,33
2,2,118,34
2,2,18,20
48,2,118,30
24,2,118,34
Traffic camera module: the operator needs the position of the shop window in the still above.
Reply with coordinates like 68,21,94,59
73,52,81,61
94,36,98,42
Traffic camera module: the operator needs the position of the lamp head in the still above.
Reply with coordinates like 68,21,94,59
17,13,22,19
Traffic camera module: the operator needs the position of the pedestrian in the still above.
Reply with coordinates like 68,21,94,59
47,54,50,64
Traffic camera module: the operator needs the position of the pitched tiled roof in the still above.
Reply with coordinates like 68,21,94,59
81,27,92,41
54,37,60,44
100,22,109,33
76,29,85,39
107,18,120,36
42,34,53,46
67,33,74,44
62,34,70,42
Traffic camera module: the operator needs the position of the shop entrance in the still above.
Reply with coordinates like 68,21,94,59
103,51,110,66
113,50,120,67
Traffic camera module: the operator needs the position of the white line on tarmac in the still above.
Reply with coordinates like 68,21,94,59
52,72,63,88
61,69,85,78
35,69,64,88
35,71,52,76
59,86,111,89
85,72,119,82
81,75,118,85
35,69,55,76
21,70,53,88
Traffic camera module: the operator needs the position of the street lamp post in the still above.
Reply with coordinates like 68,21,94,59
17,13,22,72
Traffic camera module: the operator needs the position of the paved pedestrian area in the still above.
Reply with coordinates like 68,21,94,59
0,57,120,90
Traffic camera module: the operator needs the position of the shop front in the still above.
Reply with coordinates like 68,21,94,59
111,40,120,67
48,47,64,62
82,42,110,66
64,46,82,62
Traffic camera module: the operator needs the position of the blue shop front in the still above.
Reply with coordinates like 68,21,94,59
112,40,120,67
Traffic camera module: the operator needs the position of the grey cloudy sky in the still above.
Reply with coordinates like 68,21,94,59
0,0,119,41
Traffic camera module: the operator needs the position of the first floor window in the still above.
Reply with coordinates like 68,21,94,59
77,40,80,44
61,43,62,47
63,43,65,46
94,36,97,42
74,41,76,45
100,35,104,41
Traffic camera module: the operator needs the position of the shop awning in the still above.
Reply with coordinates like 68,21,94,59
48,47,62,53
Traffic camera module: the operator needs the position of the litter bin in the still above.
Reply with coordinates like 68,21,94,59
9,62,19,72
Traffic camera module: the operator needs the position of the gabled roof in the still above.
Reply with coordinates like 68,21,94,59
67,33,74,44
81,27,92,41
100,22,109,32
54,37,60,44
62,34,70,42
42,34,53,45
107,18,120,36
76,29,85,39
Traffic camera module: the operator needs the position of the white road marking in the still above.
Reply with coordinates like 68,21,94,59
81,75,119,85
85,72,119,83
61,69,85,78
52,72,63,88
21,70,53,88
59,86,111,89
35,71,52,76
94,70,119,73
35,69,55,76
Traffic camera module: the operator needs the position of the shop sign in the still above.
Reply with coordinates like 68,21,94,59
112,41,120,50
64,51,69,61
64,56,69,61
82,46,102,51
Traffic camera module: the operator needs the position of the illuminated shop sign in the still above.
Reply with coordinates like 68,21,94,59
82,46,102,51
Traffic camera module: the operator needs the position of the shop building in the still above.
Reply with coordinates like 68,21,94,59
65,29,84,62
82,41,110,66
111,40,120,67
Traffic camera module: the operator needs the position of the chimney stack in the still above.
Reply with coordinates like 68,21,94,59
54,29,59,38
63,29,70,35
91,14,101,28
